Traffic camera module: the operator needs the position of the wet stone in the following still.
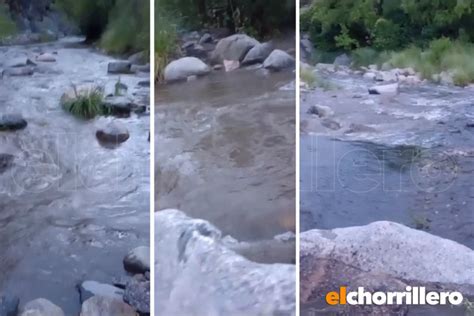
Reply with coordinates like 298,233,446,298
78,281,124,303
0,114,27,131
107,61,132,74
123,277,150,314
80,296,136,316
123,246,150,274
96,122,130,144
20,298,64,316
0,154,14,174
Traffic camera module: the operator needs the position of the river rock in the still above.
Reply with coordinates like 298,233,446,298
36,53,56,62
96,122,130,144
123,277,150,314
2,66,34,76
300,37,314,60
345,123,376,134
375,70,398,82
223,59,240,72
0,154,14,174
107,61,132,74
80,296,136,316
334,53,351,66
363,72,376,80
0,295,19,316
368,83,399,95
78,281,124,303
182,42,208,60
103,96,135,115
300,221,474,303
211,34,260,64
242,42,273,65
5,57,35,68
263,49,295,71
155,209,295,315
164,57,210,82
306,104,333,118
199,33,213,44
128,51,147,65
20,299,64,316
0,114,27,131
123,246,150,273
130,64,150,73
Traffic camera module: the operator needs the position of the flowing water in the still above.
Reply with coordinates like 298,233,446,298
300,73,474,315
155,67,295,243
0,38,149,314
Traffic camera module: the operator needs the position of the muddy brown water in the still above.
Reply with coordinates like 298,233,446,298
0,38,149,314
155,67,296,244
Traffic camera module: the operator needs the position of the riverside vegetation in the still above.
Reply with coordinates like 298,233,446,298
302,0,474,86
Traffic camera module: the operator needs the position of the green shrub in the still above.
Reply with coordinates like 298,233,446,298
100,0,149,54
62,86,108,119
0,3,16,39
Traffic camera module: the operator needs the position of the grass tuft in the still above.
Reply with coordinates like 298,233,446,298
61,85,108,119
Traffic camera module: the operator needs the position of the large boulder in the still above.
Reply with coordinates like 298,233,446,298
155,209,295,315
333,53,351,66
36,53,56,62
20,299,64,316
242,42,273,65
210,34,260,64
300,221,474,307
164,57,210,82
263,50,295,71
80,296,136,316
0,114,27,131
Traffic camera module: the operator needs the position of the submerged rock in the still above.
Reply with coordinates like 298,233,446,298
263,50,295,71
36,53,56,62
80,296,136,316
20,298,64,316
124,246,150,274
0,114,27,131
368,83,399,95
155,209,295,315
5,57,35,68
78,281,124,303
0,294,19,316
128,51,147,65
211,34,260,64
96,122,130,144
2,66,34,76
0,154,14,174
164,57,210,82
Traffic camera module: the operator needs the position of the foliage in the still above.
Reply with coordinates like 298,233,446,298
155,0,178,82
158,0,295,38
100,0,150,54
302,0,474,52
0,3,16,39
387,39,474,86
62,86,108,119
55,0,149,54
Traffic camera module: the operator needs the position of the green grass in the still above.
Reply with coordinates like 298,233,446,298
61,85,108,119
155,11,177,82
300,66,337,91
386,39,474,86
0,4,16,40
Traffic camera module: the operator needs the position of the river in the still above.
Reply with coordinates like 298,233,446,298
300,71,474,315
0,37,149,314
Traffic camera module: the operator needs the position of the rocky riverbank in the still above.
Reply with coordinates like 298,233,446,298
162,30,295,83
